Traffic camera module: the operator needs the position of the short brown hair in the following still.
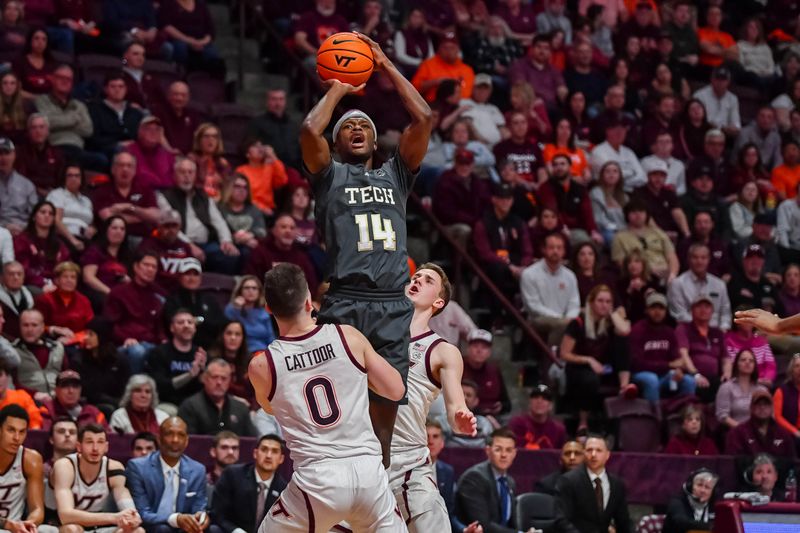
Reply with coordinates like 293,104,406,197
213,430,239,447
264,263,309,318
487,427,516,446
54,261,80,277
417,262,451,315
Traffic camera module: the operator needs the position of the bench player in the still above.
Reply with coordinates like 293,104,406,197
0,404,45,533
249,264,407,532
300,32,432,467
51,423,143,533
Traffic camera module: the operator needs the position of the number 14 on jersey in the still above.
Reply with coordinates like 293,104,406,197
354,213,397,251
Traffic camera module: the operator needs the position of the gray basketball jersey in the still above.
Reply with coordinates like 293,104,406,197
310,154,416,290
66,454,111,512
0,447,26,521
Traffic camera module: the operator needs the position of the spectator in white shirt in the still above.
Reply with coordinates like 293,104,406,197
668,242,732,330
46,164,95,253
693,67,741,138
520,232,580,347
776,184,800,266
460,74,508,147
641,131,687,195
590,117,646,192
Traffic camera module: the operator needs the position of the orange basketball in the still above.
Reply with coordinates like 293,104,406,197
316,32,374,86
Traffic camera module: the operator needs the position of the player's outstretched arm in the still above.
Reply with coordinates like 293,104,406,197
300,80,364,174
249,353,275,415
342,325,405,401
734,308,800,335
356,32,432,171
435,342,477,437
22,449,44,526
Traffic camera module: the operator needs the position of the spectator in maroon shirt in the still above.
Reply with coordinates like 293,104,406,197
642,94,679,150
664,403,719,455
80,216,131,312
536,154,603,245
293,0,348,71
461,329,511,416
13,200,69,290
508,35,568,110
244,214,318,293
126,116,175,191
493,0,536,41
159,0,222,73
631,159,691,241
12,27,55,98
40,370,108,431
432,149,490,248
103,250,165,374
34,261,93,344
676,210,731,280
675,294,729,403
630,292,697,404
508,383,567,450
121,42,163,110
137,209,194,293
572,242,618,306
154,81,205,156
53,0,97,55
725,390,798,459
14,113,63,196
91,151,160,239
493,112,546,184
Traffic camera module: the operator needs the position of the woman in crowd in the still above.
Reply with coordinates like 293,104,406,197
560,284,632,432
664,404,719,455
608,56,642,113
80,216,131,310
34,261,93,343
730,143,773,202
208,320,254,406
729,181,764,241
190,122,231,200
773,354,800,439
433,79,466,135
571,242,616,305
542,118,590,181
590,161,628,245
777,264,800,318
716,349,769,429
72,317,130,411
14,200,69,290
224,275,275,353
12,27,54,98
616,251,661,324
46,165,94,254
109,374,170,434
219,174,266,261
725,306,776,387
0,1,28,63
674,99,711,161
564,90,591,148
663,469,719,533
648,62,690,105
159,0,220,67
285,183,325,280
530,207,570,259
392,8,433,78
737,18,778,90
0,72,27,143
507,81,551,140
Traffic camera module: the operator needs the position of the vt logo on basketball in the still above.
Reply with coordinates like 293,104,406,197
335,54,356,68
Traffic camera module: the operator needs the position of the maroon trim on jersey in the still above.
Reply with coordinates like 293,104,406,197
332,526,353,532
425,338,444,389
300,487,315,532
335,324,366,374
261,349,277,401
409,330,435,343
76,456,102,486
278,325,322,342
401,470,412,525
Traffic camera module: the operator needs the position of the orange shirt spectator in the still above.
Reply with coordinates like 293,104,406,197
412,36,475,102
236,142,289,213
543,144,589,179
0,390,43,429
697,6,737,67
772,141,800,199
773,384,800,437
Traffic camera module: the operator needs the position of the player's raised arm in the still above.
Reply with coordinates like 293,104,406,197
356,32,432,171
249,353,275,415
300,80,365,174
735,308,800,335
435,342,477,437
342,325,405,401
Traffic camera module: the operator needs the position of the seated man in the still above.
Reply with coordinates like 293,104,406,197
492,112,546,184
590,117,646,192
177,359,256,437
432,149,491,248
632,156,690,240
534,440,585,496
243,88,301,170
461,330,511,418
441,380,494,448
668,243,732,330
725,390,797,459
131,432,159,459
52,423,143,532
244,214,318,292
777,182,800,266
14,113,64,197
86,73,145,163
728,244,777,310
508,383,567,450
771,140,800,199
154,82,206,156
157,158,239,274
104,251,165,373
162,257,224,348
742,454,783,501
146,310,205,408
0,137,37,235
675,295,728,403
697,9,739,79
13,309,67,402
412,34,475,102
137,210,195,292
126,116,176,191
0,261,34,340
676,210,731,280
126,417,214,533
40,371,108,431
121,42,163,110
292,0,349,72
680,160,733,240
206,431,240,488
101,0,167,57
734,106,783,172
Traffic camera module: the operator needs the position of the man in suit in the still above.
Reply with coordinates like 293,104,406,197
210,434,288,533
554,434,631,533
456,428,539,533
126,416,218,533
534,440,585,496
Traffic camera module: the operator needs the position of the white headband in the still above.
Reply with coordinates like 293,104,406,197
332,109,377,141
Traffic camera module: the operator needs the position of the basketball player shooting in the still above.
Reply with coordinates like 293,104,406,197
300,32,432,468
249,264,407,532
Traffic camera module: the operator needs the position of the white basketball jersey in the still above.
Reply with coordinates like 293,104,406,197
263,324,381,468
66,454,111,512
0,447,27,521
390,330,444,476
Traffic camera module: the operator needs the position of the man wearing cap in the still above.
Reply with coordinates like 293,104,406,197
611,199,679,282
728,244,777,310
87,72,145,161
473,182,532,308
462,329,511,417
0,137,36,235
686,128,735,200
493,112,546,184
725,390,797,459
675,294,728,402
137,209,195,292
590,115,646,192
433,148,491,246
508,384,566,450
126,115,176,191
668,242,732,330
680,156,732,240
732,213,783,284
617,1,660,52
694,67,741,138
629,292,697,404
734,106,783,172
461,74,508,147
776,182,800,265
676,210,731,279
40,371,108,432
163,257,224,348
14,113,65,197
412,33,476,102
509,34,568,109
633,154,690,239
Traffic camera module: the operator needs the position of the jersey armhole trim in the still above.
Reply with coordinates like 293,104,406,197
425,338,444,390
263,349,277,402
335,324,366,374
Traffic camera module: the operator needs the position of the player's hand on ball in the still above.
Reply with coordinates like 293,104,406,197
354,31,389,70
322,78,366,94
454,408,478,437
